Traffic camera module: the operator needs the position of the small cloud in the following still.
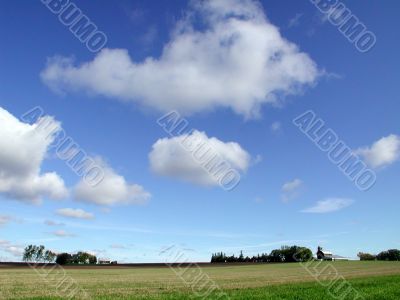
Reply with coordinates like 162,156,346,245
44,220,65,226
126,7,145,22
252,154,263,165
281,178,303,202
301,198,354,214
56,208,94,220
100,207,112,214
89,249,107,256
0,240,10,246
254,197,264,204
110,244,127,249
270,121,282,133
141,25,158,47
0,240,26,258
51,230,75,238
4,246,24,257
288,13,303,28
0,215,13,226
320,70,343,81
355,134,400,169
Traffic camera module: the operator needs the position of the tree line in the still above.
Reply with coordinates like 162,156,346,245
22,245,57,263
358,249,400,261
22,245,97,265
211,245,313,263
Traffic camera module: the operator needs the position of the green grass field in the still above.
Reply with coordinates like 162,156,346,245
1,261,400,299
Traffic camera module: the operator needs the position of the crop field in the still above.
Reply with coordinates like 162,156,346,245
1,261,400,299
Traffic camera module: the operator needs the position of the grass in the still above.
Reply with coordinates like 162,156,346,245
0,261,400,299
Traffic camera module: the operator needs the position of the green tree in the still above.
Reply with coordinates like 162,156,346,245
22,245,47,263
357,252,376,261
291,246,313,262
238,250,244,262
44,250,57,263
71,252,97,264
23,245,35,262
56,253,72,265
377,249,400,261
269,249,284,262
34,245,45,262
89,254,97,264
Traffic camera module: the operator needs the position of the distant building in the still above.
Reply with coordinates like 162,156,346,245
317,246,333,261
98,260,111,264
317,246,349,261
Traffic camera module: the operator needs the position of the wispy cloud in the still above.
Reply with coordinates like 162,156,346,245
44,220,65,226
0,215,13,226
0,240,24,258
252,154,263,165
50,230,75,238
301,198,354,214
270,121,282,133
110,244,127,249
254,196,264,204
281,178,303,202
56,208,95,220
288,13,303,28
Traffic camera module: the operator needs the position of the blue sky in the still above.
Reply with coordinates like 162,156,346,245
0,0,399,262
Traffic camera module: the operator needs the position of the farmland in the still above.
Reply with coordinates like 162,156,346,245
1,261,400,299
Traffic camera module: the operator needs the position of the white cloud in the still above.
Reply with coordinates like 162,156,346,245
270,121,282,133
301,198,354,214
4,246,24,257
254,196,264,204
41,0,318,119
282,178,302,192
51,230,75,237
281,178,303,202
74,158,151,206
149,130,250,186
252,154,263,165
355,134,400,169
0,240,24,258
110,244,127,249
0,215,12,226
0,107,68,203
288,13,303,28
140,25,158,47
44,220,65,226
100,207,112,214
56,208,94,220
